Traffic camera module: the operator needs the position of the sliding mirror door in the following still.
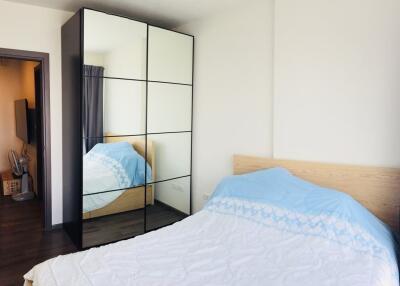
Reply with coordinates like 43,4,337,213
80,13,193,247
145,27,193,231
83,9,147,80
82,9,148,247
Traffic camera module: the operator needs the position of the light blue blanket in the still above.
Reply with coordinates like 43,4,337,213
206,167,398,279
87,142,152,187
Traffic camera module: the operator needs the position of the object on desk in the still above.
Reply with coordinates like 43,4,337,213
1,170,21,196
8,147,34,201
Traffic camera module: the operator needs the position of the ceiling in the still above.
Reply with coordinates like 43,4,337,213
5,0,246,28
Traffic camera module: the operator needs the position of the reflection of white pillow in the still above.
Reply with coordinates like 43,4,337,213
88,141,151,186
83,154,121,195
82,155,123,212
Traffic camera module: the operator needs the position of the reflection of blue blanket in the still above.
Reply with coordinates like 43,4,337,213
87,142,152,188
83,142,152,212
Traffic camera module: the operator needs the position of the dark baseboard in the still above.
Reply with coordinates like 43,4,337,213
51,223,63,230
154,199,189,217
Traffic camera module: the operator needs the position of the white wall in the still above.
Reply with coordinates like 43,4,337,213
0,0,73,224
274,0,400,167
179,0,400,214
84,52,105,67
178,0,275,212
3,0,396,223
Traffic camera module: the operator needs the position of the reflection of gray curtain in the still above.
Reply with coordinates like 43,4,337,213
83,65,104,153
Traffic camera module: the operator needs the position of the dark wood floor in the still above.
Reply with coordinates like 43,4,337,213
0,195,76,286
83,201,187,247
0,196,187,285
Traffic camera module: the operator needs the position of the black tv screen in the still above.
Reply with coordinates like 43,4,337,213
15,99,29,143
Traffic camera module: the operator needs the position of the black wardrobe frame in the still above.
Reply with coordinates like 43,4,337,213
62,7,194,249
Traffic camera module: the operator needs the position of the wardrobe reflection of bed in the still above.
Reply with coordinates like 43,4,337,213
83,137,155,219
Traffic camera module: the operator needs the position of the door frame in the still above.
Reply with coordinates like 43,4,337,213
0,47,52,231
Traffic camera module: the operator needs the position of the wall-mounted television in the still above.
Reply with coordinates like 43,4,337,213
15,99,29,143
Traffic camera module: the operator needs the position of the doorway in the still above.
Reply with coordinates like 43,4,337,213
0,48,51,230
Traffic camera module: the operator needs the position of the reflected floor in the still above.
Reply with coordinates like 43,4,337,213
82,201,187,248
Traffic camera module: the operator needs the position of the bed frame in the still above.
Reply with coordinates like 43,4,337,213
233,155,400,234
83,137,155,219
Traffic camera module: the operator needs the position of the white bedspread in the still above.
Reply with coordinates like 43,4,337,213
24,208,396,286
83,153,125,212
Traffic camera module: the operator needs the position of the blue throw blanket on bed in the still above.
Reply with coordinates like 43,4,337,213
205,167,399,279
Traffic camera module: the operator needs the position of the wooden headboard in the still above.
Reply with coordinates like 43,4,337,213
234,155,400,233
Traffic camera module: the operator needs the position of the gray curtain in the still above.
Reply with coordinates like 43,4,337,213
83,65,104,153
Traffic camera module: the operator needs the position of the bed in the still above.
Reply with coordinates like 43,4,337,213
83,137,155,219
24,155,399,286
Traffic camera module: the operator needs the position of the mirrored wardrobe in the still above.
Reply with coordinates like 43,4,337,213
62,8,193,249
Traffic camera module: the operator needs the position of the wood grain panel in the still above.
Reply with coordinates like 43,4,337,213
233,155,400,233
82,186,153,219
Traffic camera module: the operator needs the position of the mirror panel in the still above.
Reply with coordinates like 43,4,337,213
103,79,146,136
147,83,192,133
84,9,147,80
80,11,193,247
82,188,145,248
82,136,149,247
148,26,193,84
82,77,146,139
147,133,191,183
82,136,148,191
146,176,190,231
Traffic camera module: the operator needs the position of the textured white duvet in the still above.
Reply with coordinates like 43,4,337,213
24,208,396,286
83,153,125,212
